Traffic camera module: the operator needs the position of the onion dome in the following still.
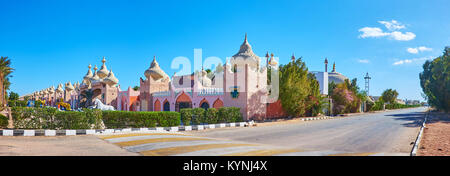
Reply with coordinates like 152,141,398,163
83,64,93,82
328,63,349,84
90,65,100,82
104,70,119,86
43,89,48,95
97,57,109,79
144,56,169,81
56,84,64,93
269,53,278,66
215,63,224,73
65,82,75,92
199,69,212,87
231,34,261,69
74,81,80,91
48,86,55,94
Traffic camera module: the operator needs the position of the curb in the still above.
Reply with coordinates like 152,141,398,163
0,122,248,137
411,110,429,156
301,116,335,121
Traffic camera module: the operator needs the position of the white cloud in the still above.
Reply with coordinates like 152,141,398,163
358,20,416,41
378,20,406,31
359,27,389,38
418,46,432,52
389,31,416,41
407,48,419,54
393,56,434,65
357,59,370,63
407,46,432,54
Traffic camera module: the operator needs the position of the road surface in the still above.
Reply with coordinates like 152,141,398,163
0,107,427,156
185,107,427,155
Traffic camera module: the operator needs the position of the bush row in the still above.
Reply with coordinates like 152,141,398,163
0,114,8,128
8,100,28,107
181,107,243,125
102,111,180,128
11,107,102,129
385,103,421,110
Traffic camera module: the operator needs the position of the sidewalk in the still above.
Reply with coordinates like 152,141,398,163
417,111,450,156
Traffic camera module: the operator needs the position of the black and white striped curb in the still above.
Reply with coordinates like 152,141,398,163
411,111,428,156
0,122,248,137
301,116,335,121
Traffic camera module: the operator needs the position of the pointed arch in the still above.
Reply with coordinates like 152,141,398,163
213,98,224,109
199,98,209,110
175,92,192,112
163,99,170,111
154,99,161,111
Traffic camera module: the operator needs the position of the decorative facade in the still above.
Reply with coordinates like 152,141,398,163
29,35,341,120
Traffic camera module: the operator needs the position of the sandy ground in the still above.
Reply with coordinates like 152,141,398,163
418,112,450,156
0,135,139,156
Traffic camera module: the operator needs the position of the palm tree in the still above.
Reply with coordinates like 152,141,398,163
79,89,94,108
0,56,14,108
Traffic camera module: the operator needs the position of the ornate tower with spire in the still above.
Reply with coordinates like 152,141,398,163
140,56,171,111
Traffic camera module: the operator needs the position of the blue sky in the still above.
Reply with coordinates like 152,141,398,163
1,0,449,101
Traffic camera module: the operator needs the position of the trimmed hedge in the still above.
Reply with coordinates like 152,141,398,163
11,107,102,129
8,100,27,107
386,103,421,110
181,107,243,125
205,108,218,124
192,108,206,125
102,111,180,128
0,114,8,128
180,109,193,126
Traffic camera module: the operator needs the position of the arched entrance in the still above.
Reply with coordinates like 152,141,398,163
163,100,170,111
213,98,224,109
176,92,192,112
154,99,161,111
199,98,209,110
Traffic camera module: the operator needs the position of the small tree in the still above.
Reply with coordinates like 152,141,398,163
9,91,19,101
279,57,311,117
381,89,399,104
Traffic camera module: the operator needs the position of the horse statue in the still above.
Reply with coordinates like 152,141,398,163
93,98,115,111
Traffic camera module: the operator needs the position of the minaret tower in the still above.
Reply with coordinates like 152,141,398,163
364,72,371,95
325,58,328,72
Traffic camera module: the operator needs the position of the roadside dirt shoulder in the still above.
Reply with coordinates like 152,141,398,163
418,112,450,156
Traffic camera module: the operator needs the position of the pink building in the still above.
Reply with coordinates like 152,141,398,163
138,35,271,120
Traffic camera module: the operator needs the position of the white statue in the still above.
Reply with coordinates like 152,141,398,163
93,98,115,111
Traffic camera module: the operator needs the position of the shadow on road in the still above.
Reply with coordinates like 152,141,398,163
386,111,426,128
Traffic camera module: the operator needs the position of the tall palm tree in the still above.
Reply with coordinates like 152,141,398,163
0,56,14,107
79,89,94,108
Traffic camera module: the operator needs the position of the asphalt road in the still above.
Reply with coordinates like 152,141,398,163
187,107,428,155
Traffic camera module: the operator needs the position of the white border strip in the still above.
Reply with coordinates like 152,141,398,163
411,111,428,156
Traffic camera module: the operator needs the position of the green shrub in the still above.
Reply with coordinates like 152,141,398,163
8,100,28,107
205,108,218,124
179,107,242,125
11,107,103,129
365,101,374,112
0,114,8,128
54,111,91,129
192,108,205,125
180,109,193,126
228,107,243,122
84,109,103,129
102,111,180,128
371,101,385,111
